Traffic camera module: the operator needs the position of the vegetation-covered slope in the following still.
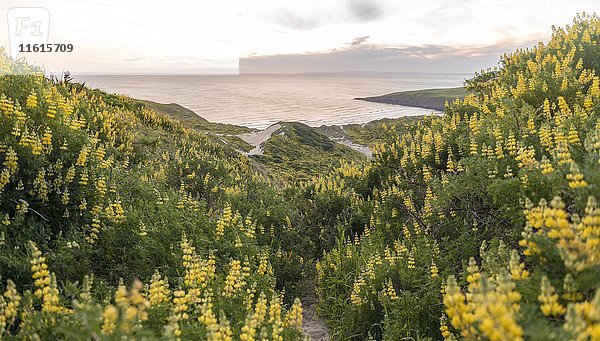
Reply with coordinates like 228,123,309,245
141,99,252,135
319,116,424,147
315,14,600,340
0,54,306,339
252,122,365,181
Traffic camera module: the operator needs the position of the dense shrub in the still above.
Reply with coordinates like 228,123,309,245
316,13,600,340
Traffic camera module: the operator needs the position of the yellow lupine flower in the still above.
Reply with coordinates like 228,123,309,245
509,250,529,280
148,271,170,306
538,276,566,316
284,298,303,328
567,164,588,189
101,305,118,335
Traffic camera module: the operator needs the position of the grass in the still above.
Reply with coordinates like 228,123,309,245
319,116,425,147
254,122,365,181
140,99,254,152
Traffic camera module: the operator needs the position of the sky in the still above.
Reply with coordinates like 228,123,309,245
0,0,240,74
240,0,600,73
1,0,599,74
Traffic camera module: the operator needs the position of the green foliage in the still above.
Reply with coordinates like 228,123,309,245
316,13,600,340
0,49,305,339
255,122,365,181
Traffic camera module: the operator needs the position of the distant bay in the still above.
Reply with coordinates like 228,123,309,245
75,73,469,129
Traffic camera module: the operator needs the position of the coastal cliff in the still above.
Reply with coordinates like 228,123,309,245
355,86,467,111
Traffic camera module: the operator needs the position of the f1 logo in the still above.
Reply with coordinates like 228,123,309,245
7,7,50,59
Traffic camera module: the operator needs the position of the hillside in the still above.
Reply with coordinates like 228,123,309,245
0,53,307,340
1,14,600,341
319,115,425,147
248,122,365,181
356,86,467,111
144,101,365,180
315,14,600,340
141,99,254,152
141,99,252,135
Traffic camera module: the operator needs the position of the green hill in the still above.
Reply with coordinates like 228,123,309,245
356,86,467,110
316,14,600,340
250,122,365,181
0,52,305,340
141,99,252,135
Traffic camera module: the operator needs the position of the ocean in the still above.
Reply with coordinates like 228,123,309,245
75,73,469,130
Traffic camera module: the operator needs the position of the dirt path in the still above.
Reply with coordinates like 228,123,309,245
332,137,372,159
301,281,330,340
237,124,281,156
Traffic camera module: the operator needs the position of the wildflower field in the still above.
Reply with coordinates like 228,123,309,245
0,14,599,341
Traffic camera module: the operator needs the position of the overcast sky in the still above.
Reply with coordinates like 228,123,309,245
1,0,599,74
0,0,240,74
240,0,600,73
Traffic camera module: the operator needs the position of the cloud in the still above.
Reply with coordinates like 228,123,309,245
272,12,325,30
124,57,146,62
347,0,382,21
265,0,385,31
241,37,544,74
350,36,370,46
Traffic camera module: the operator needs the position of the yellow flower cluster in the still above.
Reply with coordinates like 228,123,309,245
28,242,70,316
240,293,268,341
168,289,189,337
443,272,523,341
0,147,18,194
268,294,284,340
284,298,303,328
538,276,566,316
28,242,50,293
104,200,125,223
521,196,600,272
350,276,366,306
223,259,246,298
0,280,20,335
562,274,584,302
26,92,37,109
180,235,216,301
564,289,600,340
148,270,170,307
567,164,588,189
257,253,272,276
216,204,233,238
101,305,118,334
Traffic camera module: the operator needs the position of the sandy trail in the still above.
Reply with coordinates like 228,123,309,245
238,124,281,156
333,137,372,158
301,281,330,341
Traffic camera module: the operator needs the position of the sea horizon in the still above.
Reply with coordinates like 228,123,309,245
74,72,469,129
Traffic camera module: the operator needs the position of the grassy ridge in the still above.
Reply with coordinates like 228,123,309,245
254,122,365,181
141,100,252,135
